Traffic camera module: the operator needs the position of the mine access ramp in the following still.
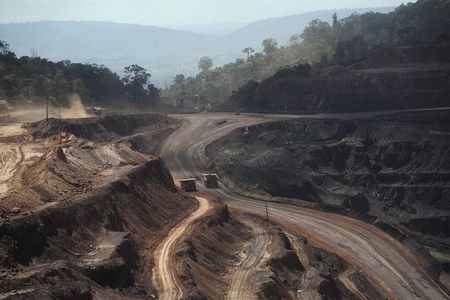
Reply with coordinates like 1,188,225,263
203,173,219,189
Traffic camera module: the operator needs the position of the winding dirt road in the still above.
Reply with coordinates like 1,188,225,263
160,112,449,300
152,197,211,300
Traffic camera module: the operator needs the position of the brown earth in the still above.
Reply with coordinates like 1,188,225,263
163,112,448,299
0,113,197,299
172,200,251,299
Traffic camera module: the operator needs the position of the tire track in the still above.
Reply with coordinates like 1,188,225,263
226,219,271,300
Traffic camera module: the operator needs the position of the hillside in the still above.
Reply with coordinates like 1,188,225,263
219,0,450,114
225,44,450,113
0,7,393,86
226,7,394,47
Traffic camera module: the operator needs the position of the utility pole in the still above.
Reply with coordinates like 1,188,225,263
45,95,49,122
265,200,269,222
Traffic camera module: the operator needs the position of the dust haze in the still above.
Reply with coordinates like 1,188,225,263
59,94,91,119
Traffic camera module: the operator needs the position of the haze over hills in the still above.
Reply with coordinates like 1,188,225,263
0,7,394,86
226,7,394,46
166,22,246,36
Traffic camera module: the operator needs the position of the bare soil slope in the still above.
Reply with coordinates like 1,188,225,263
0,114,194,299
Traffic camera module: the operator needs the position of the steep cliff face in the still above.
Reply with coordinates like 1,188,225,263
207,110,450,237
226,44,450,113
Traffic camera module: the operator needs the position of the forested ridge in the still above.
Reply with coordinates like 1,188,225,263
165,0,450,106
0,42,159,109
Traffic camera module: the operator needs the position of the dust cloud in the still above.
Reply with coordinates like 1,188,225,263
60,94,91,119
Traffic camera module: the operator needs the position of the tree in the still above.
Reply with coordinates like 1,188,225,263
121,65,157,107
332,13,340,30
173,74,186,85
0,40,10,55
301,20,333,43
172,74,186,103
242,47,255,60
289,34,302,45
261,38,278,54
122,64,151,87
198,56,213,72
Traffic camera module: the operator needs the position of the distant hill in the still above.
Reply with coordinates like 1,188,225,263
166,22,246,36
0,7,394,86
226,7,394,47
0,21,234,86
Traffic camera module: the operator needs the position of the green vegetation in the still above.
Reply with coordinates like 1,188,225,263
165,0,450,104
0,41,159,108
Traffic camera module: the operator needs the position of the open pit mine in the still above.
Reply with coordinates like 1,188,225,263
0,108,449,300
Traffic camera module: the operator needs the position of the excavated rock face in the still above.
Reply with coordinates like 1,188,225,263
225,44,450,114
207,110,450,238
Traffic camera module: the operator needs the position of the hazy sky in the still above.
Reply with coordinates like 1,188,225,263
0,0,410,26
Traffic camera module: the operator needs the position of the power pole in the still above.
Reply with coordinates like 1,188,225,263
45,95,49,122
265,200,269,222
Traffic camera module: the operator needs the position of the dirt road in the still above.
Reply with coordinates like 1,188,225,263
152,196,211,300
161,112,449,299
0,144,22,195
226,219,271,300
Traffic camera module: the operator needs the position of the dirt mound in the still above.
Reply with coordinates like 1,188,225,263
0,158,196,299
24,117,117,141
0,139,150,214
23,113,179,142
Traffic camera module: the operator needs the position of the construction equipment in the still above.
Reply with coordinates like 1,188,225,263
203,174,219,189
180,178,197,192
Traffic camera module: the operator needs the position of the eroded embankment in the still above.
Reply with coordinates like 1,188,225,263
0,113,194,298
0,113,182,214
169,199,378,300
23,113,181,153
205,110,450,292
172,201,251,299
0,158,196,299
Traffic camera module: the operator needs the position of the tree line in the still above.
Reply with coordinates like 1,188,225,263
0,41,159,109
165,0,450,105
